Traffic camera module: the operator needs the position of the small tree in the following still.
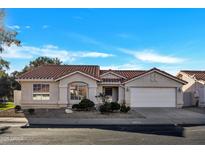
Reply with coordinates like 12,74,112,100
95,93,110,103
0,9,21,52
0,9,21,73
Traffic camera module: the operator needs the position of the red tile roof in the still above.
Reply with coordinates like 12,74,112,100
181,70,205,81
100,70,146,80
141,67,187,84
17,65,186,84
18,65,100,80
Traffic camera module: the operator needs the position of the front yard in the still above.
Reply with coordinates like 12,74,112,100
0,102,15,111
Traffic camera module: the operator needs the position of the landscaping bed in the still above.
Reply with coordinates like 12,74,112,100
0,102,15,111
0,108,25,117
24,98,145,119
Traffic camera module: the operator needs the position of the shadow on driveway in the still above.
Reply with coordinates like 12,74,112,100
0,126,11,135
23,124,185,137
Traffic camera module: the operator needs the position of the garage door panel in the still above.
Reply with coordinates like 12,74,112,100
130,88,176,107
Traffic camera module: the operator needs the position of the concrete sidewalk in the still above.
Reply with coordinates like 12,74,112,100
0,117,28,123
0,117,28,127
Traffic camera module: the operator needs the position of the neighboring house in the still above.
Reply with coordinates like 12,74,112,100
177,71,205,107
16,65,186,109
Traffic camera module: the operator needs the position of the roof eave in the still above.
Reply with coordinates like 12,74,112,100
16,78,54,82
100,71,127,79
54,71,101,82
180,71,205,84
123,68,187,85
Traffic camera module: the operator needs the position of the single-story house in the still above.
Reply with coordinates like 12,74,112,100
177,70,205,107
16,65,187,109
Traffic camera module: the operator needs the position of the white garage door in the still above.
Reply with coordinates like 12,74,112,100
130,88,176,107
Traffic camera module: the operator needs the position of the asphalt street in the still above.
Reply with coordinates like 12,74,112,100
0,124,205,144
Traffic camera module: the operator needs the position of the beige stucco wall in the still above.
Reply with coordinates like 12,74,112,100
20,81,59,108
58,73,98,105
124,72,184,107
101,73,120,79
14,90,21,106
118,86,125,104
112,87,118,102
179,73,205,106
19,71,184,109
20,73,98,108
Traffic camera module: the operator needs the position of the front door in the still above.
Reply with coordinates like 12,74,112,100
104,87,118,102
104,87,112,102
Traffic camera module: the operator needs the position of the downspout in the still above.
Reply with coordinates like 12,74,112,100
193,75,199,106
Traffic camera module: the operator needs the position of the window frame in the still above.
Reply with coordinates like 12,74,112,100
69,82,88,101
105,87,113,96
32,84,50,101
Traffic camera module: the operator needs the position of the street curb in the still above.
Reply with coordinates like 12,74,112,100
25,123,205,129
26,117,205,126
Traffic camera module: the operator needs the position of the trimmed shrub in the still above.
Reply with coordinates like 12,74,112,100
120,103,131,113
72,104,79,110
72,99,95,111
110,102,120,111
99,102,112,113
15,105,21,112
79,99,95,108
28,109,35,115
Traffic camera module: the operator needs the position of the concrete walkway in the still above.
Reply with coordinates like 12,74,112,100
0,117,27,123
0,117,28,127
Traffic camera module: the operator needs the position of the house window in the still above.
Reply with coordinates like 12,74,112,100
33,84,50,100
105,87,112,96
70,82,88,100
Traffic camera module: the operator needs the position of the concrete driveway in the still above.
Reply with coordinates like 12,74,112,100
132,108,205,125
24,107,205,125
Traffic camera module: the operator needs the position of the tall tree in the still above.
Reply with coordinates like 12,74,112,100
5,56,62,99
0,73,21,101
0,9,21,74
0,9,21,100
29,56,62,68
0,75,10,99
20,56,63,74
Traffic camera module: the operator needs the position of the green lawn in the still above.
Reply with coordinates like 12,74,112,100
0,102,15,111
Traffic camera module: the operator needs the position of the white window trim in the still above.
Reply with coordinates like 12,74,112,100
32,83,50,101
69,82,88,101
